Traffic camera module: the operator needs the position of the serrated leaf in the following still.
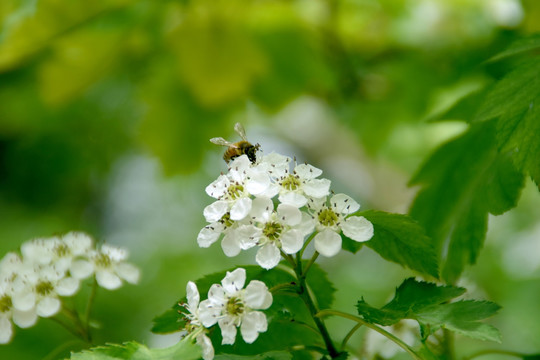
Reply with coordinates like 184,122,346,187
304,262,335,309
70,339,201,360
489,33,540,62
356,278,501,343
351,210,438,278
409,121,525,283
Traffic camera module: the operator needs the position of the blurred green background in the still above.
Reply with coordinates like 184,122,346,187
1,0,540,358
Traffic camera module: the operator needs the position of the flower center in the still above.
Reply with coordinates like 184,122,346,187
220,212,234,227
318,208,338,227
0,295,12,313
263,222,283,241
227,184,244,199
54,243,70,257
281,174,301,191
95,253,112,268
36,281,55,296
226,296,244,316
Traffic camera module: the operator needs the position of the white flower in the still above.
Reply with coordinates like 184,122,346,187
199,268,272,345
0,278,14,344
89,245,140,290
275,163,331,208
182,282,214,360
204,156,271,222
308,194,374,257
246,197,315,269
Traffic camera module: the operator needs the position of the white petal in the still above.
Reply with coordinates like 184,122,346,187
199,299,220,327
314,229,342,257
235,225,261,251
197,222,225,248
221,233,241,257
278,192,307,208
297,213,316,236
0,317,13,344
331,193,360,214
207,284,226,306
260,152,291,178
240,311,267,344
276,204,301,226
228,155,251,181
186,281,200,310
280,229,303,254
244,280,272,309
249,197,274,222
12,308,38,328
205,175,229,198
255,244,281,270
96,270,122,290
294,164,322,180
62,232,93,255
197,333,215,360
70,260,94,279
218,318,237,345
12,290,36,312
116,263,140,284
37,296,61,317
303,178,331,198
56,277,79,296
101,245,128,262
203,201,229,223
342,216,374,242
21,239,53,265
230,198,252,221
222,268,246,294
246,170,270,195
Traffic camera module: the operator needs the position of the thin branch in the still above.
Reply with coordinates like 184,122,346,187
463,349,531,360
340,322,363,352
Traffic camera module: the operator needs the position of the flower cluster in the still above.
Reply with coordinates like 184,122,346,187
181,268,272,360
0,232,139,344
198,153,374,265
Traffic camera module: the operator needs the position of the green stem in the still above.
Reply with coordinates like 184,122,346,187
302,251,320,277
442,329,455,360
43,340,86,360
317,309,423,360
299,232,317,259
293,257,340,358
83,279,98,342
280,249,297,269
269,282,296,294
340,323,363,352
463,349,530,360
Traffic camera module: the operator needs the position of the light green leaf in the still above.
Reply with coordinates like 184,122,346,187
351,210,438,278
488,33,540,62
215,351,292,360
304,262,335,310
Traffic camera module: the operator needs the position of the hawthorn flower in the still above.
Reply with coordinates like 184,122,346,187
0,279,14,344
89,245,140,290
204,155,271,222
275,163,331,208
199,268,272,345
308,193,374,257
197,213,251,257
182,281,214,360
244,197,315,269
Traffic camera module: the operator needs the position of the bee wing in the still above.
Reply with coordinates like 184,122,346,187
234,123,248,141
210,137,238,148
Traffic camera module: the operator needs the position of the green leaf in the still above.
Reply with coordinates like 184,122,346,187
70,339,201,360
488,33,540,62
409,121,525,283
356,278,501,343
215,351,293,360
352,210,439,278
304,262,335,310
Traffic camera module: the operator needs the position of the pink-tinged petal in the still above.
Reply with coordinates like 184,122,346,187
240,311,267,343
230,198,252,221
222,268,246,294
314,229,342,257
331,193,360,214
342,216,374,242
294,164,322,180
186,281,200,310
96,270,122,290
203,201,229,223
70,259,94,280
276,204,301,226
221,233,241,257
56,277,79,296
218,318,237,345
303,178,331,198
199,299,220,327
255,244,280,270
12,308,37,328
278,192,307,208
37,296,61,318
197,333,215,360
0,316,13,344
249,197,274,223
280,229,303,254
244,280,272,310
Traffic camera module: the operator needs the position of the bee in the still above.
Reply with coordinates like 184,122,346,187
210,123,260,164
